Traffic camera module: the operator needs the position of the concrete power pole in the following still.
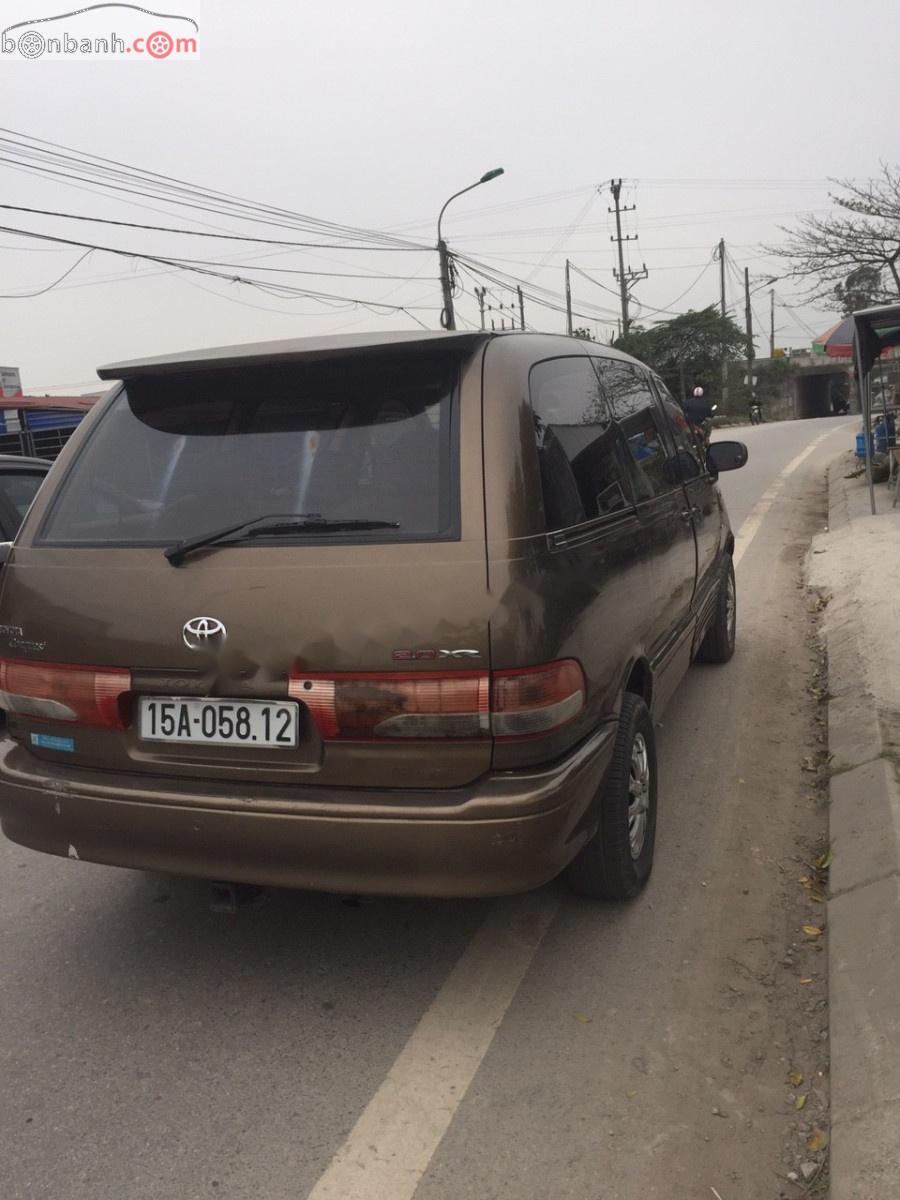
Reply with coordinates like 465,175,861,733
517,285,525,330
717,238,728,408
438,239,456,331
565,259,573,335
475,287,486,330
744,267,755,407
769,288,775,357
609,179,647,335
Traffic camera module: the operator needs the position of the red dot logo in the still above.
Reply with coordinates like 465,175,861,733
146,30,173,59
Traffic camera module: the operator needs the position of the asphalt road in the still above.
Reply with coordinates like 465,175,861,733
0,415,856,1200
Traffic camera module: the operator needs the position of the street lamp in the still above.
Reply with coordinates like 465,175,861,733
437,168,504,330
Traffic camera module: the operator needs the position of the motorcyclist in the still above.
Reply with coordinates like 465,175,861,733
683,386,713,443
749,398,762,425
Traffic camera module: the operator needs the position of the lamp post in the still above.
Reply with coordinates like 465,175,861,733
437,168,504,330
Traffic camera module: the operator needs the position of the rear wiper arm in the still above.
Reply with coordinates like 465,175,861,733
164,514,399,566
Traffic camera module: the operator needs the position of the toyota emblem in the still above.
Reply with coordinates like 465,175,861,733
183,616,227,653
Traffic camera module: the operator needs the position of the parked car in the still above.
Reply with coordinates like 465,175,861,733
0,454,51,541
0,332,747,900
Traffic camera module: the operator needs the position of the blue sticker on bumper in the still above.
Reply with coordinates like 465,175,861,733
30,733,75,753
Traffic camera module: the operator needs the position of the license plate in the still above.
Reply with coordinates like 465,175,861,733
139,697,300,748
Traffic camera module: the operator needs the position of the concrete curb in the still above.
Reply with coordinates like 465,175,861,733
811,455,900,1199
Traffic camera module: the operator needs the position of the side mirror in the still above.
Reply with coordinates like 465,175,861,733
707,441,749,473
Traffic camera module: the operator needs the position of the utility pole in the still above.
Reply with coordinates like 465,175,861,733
609,179,647,335
769,288,775,357
564,259,573,335
717,238,729,408
517,285,525,330
438,239,456,330
475,286,486,331
744,267,755,406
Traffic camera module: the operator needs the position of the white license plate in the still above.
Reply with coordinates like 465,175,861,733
139,697,300,748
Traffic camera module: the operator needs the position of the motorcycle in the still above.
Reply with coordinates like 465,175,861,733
689,403,718,452
749,403,763,425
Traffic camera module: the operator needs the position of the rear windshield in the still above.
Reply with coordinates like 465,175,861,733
39,353,460,546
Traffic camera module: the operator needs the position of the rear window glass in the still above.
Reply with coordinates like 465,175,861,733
39,354,460,546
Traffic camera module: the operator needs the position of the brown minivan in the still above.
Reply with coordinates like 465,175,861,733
0,331,746,899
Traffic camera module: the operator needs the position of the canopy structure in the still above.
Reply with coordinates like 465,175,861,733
853,304,900,514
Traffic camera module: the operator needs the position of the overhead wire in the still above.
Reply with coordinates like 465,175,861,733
0,128,429,249
0,248,93,297
0,222,440,315
0,202,433,254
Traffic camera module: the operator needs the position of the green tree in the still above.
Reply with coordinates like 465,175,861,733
571,326,595,341
833,265,885,315
613,306,747,401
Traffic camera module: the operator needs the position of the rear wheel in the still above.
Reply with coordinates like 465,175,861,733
567,693,657,900
696,557,736,664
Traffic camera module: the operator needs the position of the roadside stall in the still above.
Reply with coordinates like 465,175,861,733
852,304,900,514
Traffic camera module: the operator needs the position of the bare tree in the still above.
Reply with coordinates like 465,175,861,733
769,164,900,307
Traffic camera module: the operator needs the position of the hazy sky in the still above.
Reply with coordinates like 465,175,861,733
1,0,897,393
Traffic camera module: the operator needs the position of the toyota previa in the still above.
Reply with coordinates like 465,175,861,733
0,331,747,899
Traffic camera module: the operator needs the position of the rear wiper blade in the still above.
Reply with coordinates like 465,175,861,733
164,514,399,566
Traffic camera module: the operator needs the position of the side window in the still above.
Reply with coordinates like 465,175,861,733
529,358,632,531
592,359,672,500
0,471,45,525
651,376,706,475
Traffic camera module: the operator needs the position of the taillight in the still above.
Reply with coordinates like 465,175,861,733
289,671,491,740
491,660,586,738
288,659,585,742
0,658,132,728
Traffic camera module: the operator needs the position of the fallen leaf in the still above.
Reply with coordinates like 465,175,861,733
810,890,827,904
807,1127,829,1153
795,1093,808,1110
626,1089,637,1099
799,876,812,887
802,925,823,937
800,977,814,985
788,1070,804,1087
574,1012,592,1024
816,848,834,870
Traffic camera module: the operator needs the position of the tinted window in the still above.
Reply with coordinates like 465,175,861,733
0,471,45,523
529,358,632,531
653,388,705,481
593,359,672,500
40,355,459,546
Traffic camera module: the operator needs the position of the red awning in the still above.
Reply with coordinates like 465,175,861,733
0,394,103,412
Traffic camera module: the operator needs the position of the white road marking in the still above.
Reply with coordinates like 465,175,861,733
733,426,844,570
303,422,847,1200
304,889,561,1200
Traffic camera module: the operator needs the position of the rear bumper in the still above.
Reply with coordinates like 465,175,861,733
0,726,616,897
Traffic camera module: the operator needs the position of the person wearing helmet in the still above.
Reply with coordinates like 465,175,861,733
683,385,712,427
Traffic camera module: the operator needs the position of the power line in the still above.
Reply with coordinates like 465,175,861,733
0,127,428,250
0,222,440,315
632,253,716,319
0,202,432,253
0,249,92,297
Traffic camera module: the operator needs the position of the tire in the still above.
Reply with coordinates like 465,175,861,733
696,557,736,664
567,693,657,900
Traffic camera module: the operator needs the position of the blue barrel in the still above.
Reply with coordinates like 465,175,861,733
856,432,869,458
